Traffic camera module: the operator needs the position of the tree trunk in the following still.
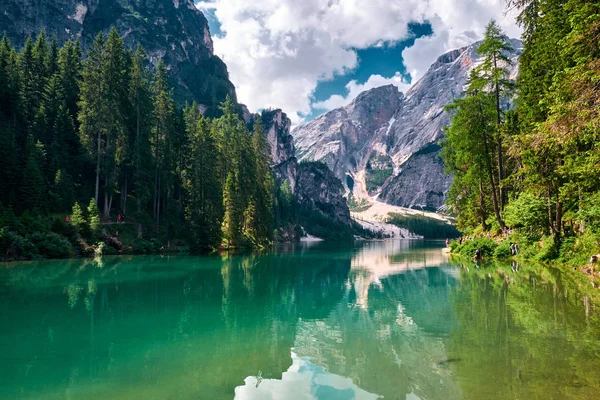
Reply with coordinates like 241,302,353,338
120,178,126,216
480,101,504,230
108,194,113,219
479,179,488,231
493,53,505,210
95,130,101,204
555,193,562,239
156,177,161,235
104,191,110,220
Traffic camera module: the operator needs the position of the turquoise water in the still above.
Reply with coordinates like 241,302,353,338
1,240,599,399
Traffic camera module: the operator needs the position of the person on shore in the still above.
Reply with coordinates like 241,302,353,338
117,214,122,224
65,216,70,224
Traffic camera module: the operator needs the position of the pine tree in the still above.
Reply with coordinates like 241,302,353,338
250,118,274,245
128,45,154,238
20,139,47,212
87,198,101,235
151,60,175,234
474,20,513,210
70,202,85,232
222,172,243,248
58,40,81,122
52,169,75,213
78,32,107,207
184,114,223,250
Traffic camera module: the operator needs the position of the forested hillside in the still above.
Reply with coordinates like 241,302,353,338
0,29,282,257
442,0,600,264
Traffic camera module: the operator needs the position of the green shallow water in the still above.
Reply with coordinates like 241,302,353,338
1,240,599,400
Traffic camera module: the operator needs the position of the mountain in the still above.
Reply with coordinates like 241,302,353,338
0,0,236,115
292,39,522,211
259,110,352,229
1,0,354,239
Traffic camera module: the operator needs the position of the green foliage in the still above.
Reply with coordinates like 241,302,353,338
387,213,461,239
70,203,85,231
87,199,101,233
503,192,547,230
296,203,355,242
27,231,73,258
535,236,560,262
493,240,512,259
0,228,36,259
132,239,160,254
443,3,600,265
455,238,498,258
365,153,393,192
348,194,371,212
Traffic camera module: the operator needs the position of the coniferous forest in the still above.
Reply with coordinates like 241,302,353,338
0,28,282,257
443,1,600,264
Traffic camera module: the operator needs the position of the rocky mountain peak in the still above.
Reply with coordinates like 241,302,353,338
293,39,522,211
1,0,235,114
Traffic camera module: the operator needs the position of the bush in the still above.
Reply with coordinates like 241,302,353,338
132,239,159,254
455,237,498,257
27,232,74,258
494,240,512,259
0,229,36,258
535,235,560,261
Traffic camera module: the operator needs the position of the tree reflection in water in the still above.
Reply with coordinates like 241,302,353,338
0,242,599,400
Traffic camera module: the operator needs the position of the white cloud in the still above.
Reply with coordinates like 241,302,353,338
313,73,409,111
196,0,520,123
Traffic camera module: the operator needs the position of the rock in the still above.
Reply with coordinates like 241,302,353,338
0,0,237,114
292,39,522,209
379,143,452,211
293,85,403,182
295,162,352,227
260,109,298,192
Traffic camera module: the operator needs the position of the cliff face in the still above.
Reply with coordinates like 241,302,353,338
296,162,352,227
259,110,352,228
0,0,236,114
379,143,452,211
261,109,297,192
293,85,403,181
292,39,522,211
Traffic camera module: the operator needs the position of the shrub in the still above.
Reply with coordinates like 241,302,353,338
0,229,36,258
456,237,498,257
27,232,73,258
535,235,560,261
132,239,159,254
494,240,512,259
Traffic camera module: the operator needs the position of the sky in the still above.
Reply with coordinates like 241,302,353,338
196,0,521,124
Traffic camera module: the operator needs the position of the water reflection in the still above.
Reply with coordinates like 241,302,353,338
0,242,599,400
235,351,381,400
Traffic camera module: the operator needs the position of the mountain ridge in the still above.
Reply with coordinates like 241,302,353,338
0,0,236,115
293,38,522,211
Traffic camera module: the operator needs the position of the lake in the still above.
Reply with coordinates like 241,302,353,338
1,240,599,399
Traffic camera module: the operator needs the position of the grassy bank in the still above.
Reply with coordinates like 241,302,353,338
450,231,600,284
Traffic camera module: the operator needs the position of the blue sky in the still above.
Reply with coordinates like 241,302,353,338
310,23,432,119
197,1,520,124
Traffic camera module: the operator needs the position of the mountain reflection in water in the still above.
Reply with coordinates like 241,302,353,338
0,240,599,400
